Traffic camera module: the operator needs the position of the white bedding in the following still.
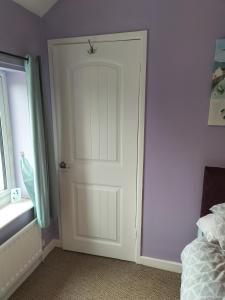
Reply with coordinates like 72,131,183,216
181,237,225,300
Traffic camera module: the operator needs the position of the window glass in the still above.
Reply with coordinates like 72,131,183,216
0,71,15,206
0,121,6,192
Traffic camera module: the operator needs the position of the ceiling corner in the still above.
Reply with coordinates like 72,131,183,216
12,0,58,17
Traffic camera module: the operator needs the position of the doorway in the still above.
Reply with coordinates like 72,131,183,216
48,31,147,262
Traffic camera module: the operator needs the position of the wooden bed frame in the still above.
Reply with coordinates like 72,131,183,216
201,166,225,217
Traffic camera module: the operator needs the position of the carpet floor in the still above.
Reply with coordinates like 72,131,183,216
10,248,181,300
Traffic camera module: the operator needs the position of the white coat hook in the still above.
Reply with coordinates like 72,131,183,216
87,39,96,55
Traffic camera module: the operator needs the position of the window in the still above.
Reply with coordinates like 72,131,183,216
0,71,15,208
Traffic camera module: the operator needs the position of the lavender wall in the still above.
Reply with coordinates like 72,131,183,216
0,0,43,244
0,0,59,247
2,0,225,261
0,0,41,56
41,0,225,262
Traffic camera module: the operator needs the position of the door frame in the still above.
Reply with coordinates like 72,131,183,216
48,30,147,262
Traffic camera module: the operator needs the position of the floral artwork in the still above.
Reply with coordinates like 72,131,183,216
208,39,225,125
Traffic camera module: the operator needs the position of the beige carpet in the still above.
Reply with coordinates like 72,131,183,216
11,248,181,300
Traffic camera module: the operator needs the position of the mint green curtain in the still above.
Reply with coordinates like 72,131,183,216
25,56,50,228
20,153,35,207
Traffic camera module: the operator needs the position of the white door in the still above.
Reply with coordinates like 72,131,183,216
50,32,146,262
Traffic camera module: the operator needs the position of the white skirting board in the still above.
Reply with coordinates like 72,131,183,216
44,243,182,274
43,244,182,274
1,232,181,299
43,241,182,274
42,239,61,260
137,256,182,273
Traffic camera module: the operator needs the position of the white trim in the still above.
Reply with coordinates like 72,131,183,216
137,256,182,274
48,31,147,46
135,31,147,262
0,71,15,208
42,238,61,260
48,31,147,262
54,238,62,248
48,38,63,244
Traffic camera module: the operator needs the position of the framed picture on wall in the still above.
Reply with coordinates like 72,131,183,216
208,39,225,126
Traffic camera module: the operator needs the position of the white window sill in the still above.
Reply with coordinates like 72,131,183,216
0,199,33,230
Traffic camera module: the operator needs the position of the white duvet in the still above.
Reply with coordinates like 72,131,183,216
181,238,225,300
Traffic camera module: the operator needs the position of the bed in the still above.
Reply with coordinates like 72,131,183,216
181,166,225,300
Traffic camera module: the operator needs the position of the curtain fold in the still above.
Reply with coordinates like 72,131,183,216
25,56,50,229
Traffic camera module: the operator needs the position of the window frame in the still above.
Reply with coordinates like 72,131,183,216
0,71,15,208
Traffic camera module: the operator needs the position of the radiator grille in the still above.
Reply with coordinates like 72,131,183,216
0,220,42,299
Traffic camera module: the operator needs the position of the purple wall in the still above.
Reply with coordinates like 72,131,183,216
2,0,225,261
0,0,59,246
0,0,43,244
41,0,225,262
0,0,41,56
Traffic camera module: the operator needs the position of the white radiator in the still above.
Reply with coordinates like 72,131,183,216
0,220,42,299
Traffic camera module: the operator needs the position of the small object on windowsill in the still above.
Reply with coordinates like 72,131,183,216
11,187,21,203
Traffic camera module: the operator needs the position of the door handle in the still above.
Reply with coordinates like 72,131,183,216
59,161,67,169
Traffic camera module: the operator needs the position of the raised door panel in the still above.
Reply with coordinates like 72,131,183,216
74,184,120,243
70,62,121,162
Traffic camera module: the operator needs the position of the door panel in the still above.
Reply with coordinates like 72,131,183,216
75,184,119,242
71,62,120,161
52,38,141,261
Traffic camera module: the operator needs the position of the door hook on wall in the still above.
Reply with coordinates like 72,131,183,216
87,39,96,55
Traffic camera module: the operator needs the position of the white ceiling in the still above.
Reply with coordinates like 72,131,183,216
13,0,58,17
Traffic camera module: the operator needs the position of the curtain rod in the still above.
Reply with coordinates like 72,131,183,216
0,51,28,61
